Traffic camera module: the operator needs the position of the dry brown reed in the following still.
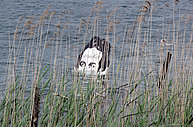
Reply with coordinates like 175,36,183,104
1,0,193,126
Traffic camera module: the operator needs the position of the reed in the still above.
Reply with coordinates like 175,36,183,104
0,0,192,126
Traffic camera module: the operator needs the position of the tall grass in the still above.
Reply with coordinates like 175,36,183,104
0,0,193,126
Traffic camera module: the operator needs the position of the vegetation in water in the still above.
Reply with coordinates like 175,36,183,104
0,0,192,126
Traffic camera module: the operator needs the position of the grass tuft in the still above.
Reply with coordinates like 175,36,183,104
0,0,193,126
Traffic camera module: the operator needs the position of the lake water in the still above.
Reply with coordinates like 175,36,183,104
0,0,192,92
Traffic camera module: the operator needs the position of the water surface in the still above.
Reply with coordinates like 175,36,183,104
0,0,192,89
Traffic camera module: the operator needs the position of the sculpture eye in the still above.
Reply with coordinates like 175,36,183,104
80,61,86,67
92,64,95,68
88,62,96,68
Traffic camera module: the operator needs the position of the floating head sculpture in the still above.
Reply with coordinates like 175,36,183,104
76,36,110,75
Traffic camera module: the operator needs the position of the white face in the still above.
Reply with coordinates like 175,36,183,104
78,47,102,73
